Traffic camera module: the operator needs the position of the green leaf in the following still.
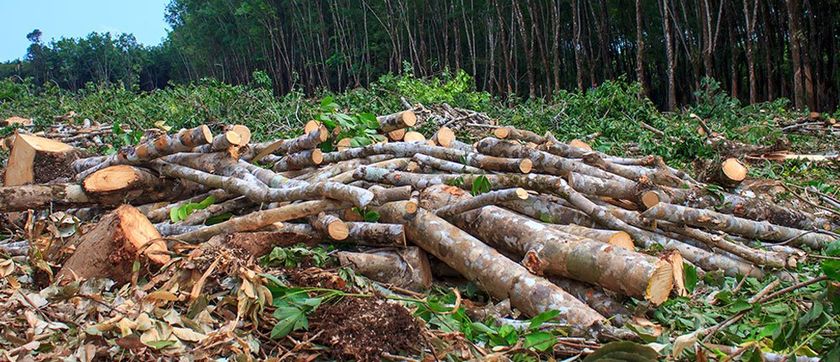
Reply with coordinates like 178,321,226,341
524,331,556,351
582,341,659,362
684,263,697,293
471,175,491,196
821,241,840,281
145,340,176,350
527,310,559,330
170,206,182,223
271,305,307,339
363,210,380,222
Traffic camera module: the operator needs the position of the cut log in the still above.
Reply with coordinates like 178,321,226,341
431,126,456,147
493,127,546,144
303,120,320,134
502,194,596,227
421,185,674,304
192,131,242,153
173,199,348,243
387,128,406,141
376,201,608,331
57,205,169,284
369,185,413,205
336,247,432,291
5,133,79,185
227,124,252,145
309,212,349,240
249,126,328,162
704,157,749,187
403,131,426,143
435,188,529,218
568,139,592,151
553,224,635,251
139,189,231,223
336,138,352,151
0,184,89,211
181,196,251,226
344,222,406,245
82,165,162,194
377,110,417,133
72,125,213,179
641,202,833,250
271,149,324,172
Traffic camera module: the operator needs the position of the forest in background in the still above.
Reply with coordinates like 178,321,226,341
1,0,839,112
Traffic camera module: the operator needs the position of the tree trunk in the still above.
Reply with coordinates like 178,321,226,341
4,133,80,186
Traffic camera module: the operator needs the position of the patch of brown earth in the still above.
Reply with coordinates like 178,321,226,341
310,296,423,361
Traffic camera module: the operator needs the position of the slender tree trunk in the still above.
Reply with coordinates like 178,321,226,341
572,0,585,92
662,0,677,110
786,0,806,109
743,0,758,103
636,0,648,97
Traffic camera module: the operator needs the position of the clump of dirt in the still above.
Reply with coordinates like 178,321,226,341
284,267,347,291
310,296,423,361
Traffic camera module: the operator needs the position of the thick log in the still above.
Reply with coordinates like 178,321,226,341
344,222,406,245
249,125,328,162
642,203,833,250
309,212,349,240
173,200,348,243
5,133,80,185
181,196,251,225
376,201,608,331
368,185,413,206
431,126,456,147
403,131,426,143
336,247,432,291
502,194,596,227
494,127,546,144
553,224,635,251
435,188,529,218
72,126,212,179
421,185,674,304
57,205,168,284
192,131,243,153
272,149,324,172
377,110,417,133
0,184,90,211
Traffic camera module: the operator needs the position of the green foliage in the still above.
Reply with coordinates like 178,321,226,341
821,241,840,282
263,275,364,339
470,175,491,196
315,96,385,149
169,196,215,223
260,245,329,268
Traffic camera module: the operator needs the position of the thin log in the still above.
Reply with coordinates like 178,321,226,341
412,154,485,174
321,143,532,173
494,127,546,144
553,224,635,251
248,126,328,162
192,131,243,153
551,278,631,326
344,222,406,245
309,212,349,240
173,200,348,243
642,203,833,250
435,188,529,218
272,149,324,172
369,185,413,206
476,138,627,181
502,194,596,227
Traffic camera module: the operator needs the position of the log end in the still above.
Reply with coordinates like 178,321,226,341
83,165,148,193
336,138,352,151
493,127,511,139
569,139,592,150
198,125,213,144
117,205,170,265
403,131,426,143
640,190,664,209
434,126,455,147
327,218,349,240
304,120,320,134
224,130,243,146
311,149,324,165
230,124,252,145
721,158,748,182
645,259,674,305
401,110,417,128
518,159,533,174
514,188,529,200
316,125,330,142
608,231,635,251
387,128,407,141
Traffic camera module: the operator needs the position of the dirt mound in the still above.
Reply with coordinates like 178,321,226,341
310,296,423,361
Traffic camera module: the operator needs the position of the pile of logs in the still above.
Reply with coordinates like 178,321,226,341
1,110,835,339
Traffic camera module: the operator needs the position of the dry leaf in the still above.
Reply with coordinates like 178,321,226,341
172,327,207,342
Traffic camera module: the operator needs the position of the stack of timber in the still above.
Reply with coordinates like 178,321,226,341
1,110,836,341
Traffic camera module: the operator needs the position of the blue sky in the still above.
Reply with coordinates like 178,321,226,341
0,0,171,61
